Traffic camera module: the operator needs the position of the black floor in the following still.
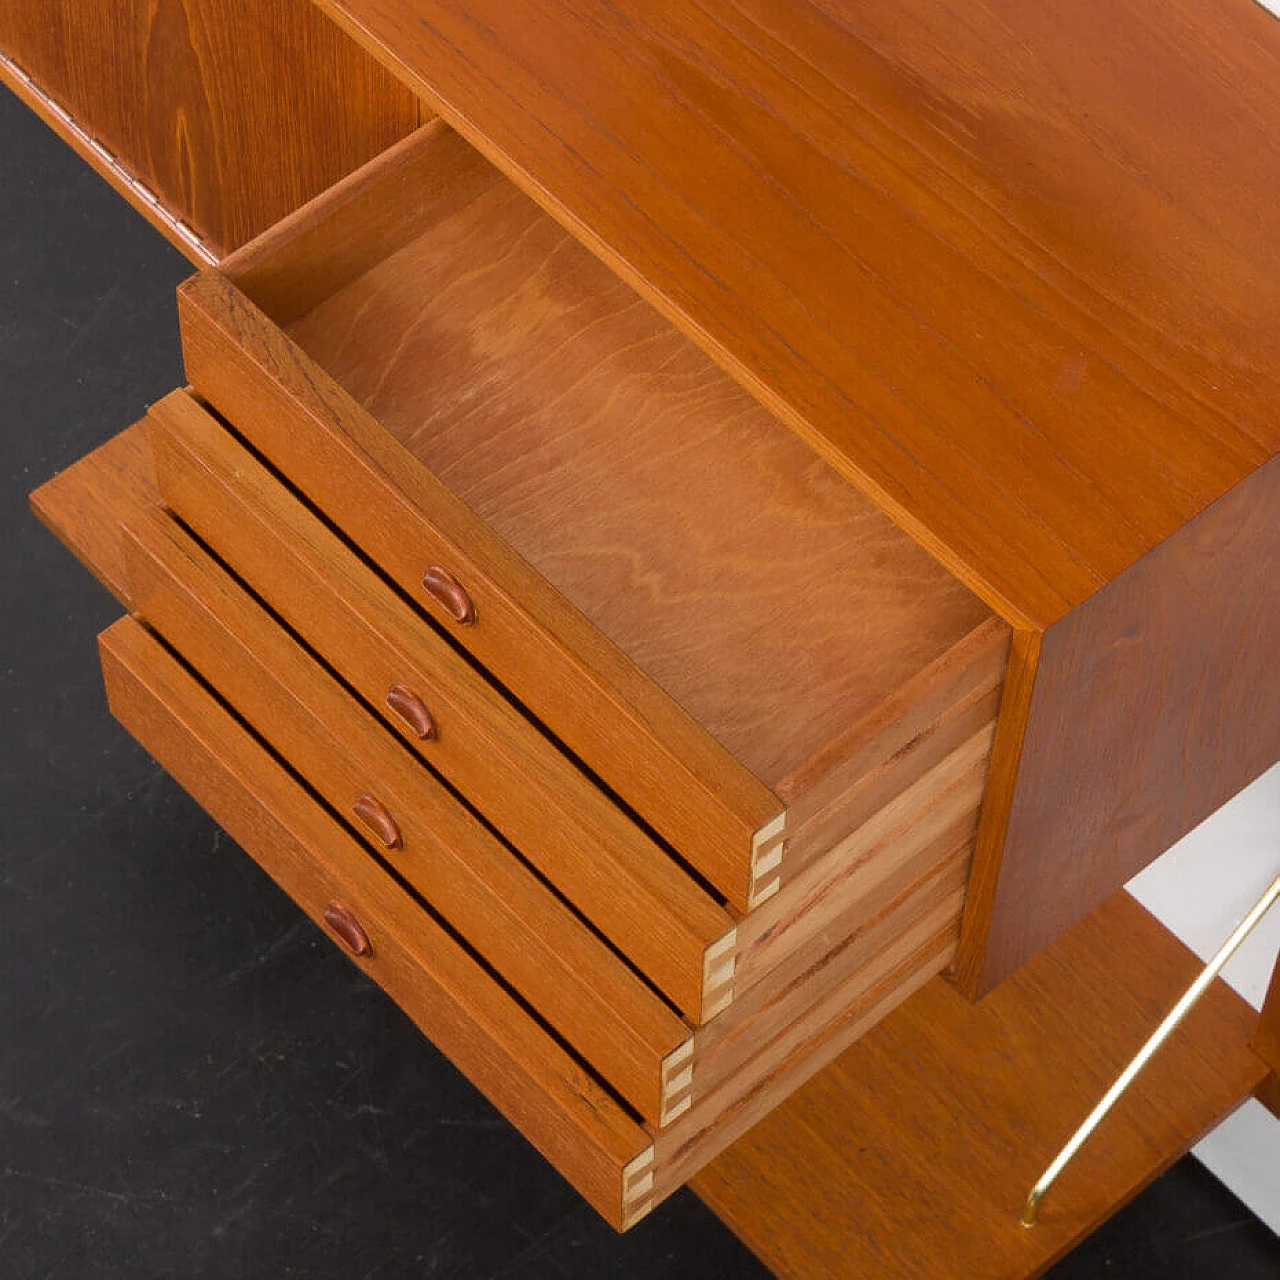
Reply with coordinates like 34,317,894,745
2,85,1278,1279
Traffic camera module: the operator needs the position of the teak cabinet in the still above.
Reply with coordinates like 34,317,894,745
8,0,1280,1275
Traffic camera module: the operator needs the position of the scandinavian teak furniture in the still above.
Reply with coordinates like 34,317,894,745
6,1,1280,1274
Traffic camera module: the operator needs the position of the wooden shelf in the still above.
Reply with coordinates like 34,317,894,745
692,891,1270,1279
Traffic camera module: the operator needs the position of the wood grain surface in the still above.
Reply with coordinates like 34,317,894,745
961,451,1280,992
99,615,652,1229
179,267,784,908
693,891,1271,1279
283,127,996,798
313,0,1280,629
41,424,703,1101
1255,950,1280,1107
39,419,997,1215
147,390,733,1022
0,0,423,256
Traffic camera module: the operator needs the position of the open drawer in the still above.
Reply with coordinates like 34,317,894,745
175,118,1011,913
34,420,992,1226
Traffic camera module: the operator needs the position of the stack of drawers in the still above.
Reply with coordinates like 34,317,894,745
34,117,1013,1229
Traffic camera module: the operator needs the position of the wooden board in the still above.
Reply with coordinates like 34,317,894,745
29,425,156,609
693,891,1271,1279
283,130,997,802
312,0,1280,629
0,0,423,257
960,451,1280,991
1256,952,1280,1113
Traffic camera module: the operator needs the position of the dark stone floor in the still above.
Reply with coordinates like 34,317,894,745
2,85,1278,1279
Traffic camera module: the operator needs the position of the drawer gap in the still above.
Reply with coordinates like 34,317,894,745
191,393,734,910
167,510,689,1023
141,619,653,1131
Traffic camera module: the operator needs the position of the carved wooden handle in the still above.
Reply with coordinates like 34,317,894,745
386,683,437,740
422,564,476,624
323,902,372,957
352,793,402,849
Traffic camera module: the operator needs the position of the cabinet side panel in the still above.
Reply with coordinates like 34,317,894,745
964,449,1280,994
0,0,423,255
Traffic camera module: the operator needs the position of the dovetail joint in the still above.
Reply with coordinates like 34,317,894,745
701,926,738,1022
659,1038,696,1127
749,810,787,909
622,1146,657,1228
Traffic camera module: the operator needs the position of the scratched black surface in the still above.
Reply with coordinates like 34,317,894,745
2,84,1278,1280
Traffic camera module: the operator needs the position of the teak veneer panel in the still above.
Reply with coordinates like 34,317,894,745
960,453,1280,991
98,616,650,1228
693,892,1271,1279
0,0,424,257
311,0,1280,991
178,118,1007,913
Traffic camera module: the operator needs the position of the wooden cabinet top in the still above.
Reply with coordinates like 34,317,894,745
318,0,1280,630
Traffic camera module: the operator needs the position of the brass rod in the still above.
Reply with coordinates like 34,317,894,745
1021,868,1280,1228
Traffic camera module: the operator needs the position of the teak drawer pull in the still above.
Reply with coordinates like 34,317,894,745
386,683,437,740
352,792,403,849
324,902,373,957
422,565,476,625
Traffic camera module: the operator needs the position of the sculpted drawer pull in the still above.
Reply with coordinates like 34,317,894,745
386,683,437,740
422,564,476,625
323,902,372,957
352,793,403,849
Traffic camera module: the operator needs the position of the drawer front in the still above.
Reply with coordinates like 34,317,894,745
98,616,656,1229
120,506,694,1124
147,389,733,1022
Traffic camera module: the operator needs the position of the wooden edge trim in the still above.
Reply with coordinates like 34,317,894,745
0,52,217,264
1251,951,1280,1117
952,626,1043,997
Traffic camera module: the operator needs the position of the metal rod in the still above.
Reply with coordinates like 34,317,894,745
1021,867,1280,1228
